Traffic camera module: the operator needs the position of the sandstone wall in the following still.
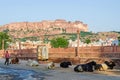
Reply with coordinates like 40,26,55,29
0,46,120,64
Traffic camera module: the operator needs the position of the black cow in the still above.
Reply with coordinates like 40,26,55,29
95,61,116,71
60,61,72,68
74,61,96,72
104,61,116,69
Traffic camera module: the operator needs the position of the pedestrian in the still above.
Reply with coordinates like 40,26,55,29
4,50,10,65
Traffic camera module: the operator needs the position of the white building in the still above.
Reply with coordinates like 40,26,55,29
112,40,119,46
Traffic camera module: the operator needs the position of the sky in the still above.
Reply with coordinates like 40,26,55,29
0,0,120,32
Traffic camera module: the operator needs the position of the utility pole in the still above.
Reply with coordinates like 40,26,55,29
76,29,80,57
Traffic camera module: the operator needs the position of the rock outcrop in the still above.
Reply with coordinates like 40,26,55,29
0,19,88,38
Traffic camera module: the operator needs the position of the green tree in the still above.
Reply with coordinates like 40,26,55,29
50,37,69,48
80,31,93,37
3,29,9,33
0,32,11,50
84,38,91,44
70,34,77,41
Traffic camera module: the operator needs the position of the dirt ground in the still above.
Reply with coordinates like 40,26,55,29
0,58,120,80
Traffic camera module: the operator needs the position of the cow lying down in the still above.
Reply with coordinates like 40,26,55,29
74,60,116,72
74,61,97,72
26,59,39,66
94,61,116,71
60,61,72,68
10,57,19,64
47,62,55,69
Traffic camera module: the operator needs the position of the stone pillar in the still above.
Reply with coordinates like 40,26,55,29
76,29,80,57
19,41,21,55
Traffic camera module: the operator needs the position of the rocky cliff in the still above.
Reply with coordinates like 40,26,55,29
0,19,88,38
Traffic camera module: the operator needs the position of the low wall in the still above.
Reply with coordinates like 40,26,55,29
48,46,120,64
0,46,120,64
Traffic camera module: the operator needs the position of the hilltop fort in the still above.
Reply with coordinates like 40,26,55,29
0,19,88,38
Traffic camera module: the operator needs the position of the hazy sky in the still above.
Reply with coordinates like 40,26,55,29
0,0,120,32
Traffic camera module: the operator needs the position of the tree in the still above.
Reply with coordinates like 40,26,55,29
84,38,91,44
0,32,11,50
50,37,69,48
70,34,77,41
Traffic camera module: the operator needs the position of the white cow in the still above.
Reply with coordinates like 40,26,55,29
26,59,39,66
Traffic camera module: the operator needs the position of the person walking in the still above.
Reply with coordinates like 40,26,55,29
4,50,10,65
